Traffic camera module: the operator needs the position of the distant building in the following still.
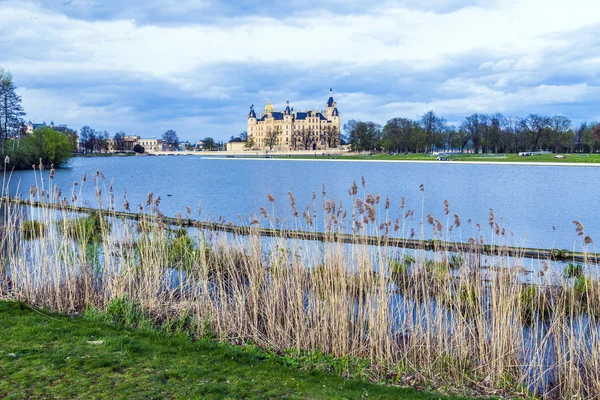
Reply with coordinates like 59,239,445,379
26,120,73,135
247,88,341,151
138,138,166,152
26,120,80,152
226,137,245,152
107,135,140,152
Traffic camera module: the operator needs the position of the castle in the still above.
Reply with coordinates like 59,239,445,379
247,89,340,151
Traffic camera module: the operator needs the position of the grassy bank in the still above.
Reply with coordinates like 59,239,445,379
0,301,476,400
271,152,600,164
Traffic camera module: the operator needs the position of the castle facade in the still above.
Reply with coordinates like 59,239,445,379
247,89,340,151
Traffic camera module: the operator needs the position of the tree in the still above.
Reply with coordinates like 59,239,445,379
549,115,572,153
382,118,418,153
245,137,255,149
345,120,382,152
575,123,587,152
239,131,248,142
592,123,600,153
264,126,281,151
6,126,72,169
79,126,102,153
523,114,551,151
323,125,340,148
133,144,145,153
0,67,26,153
420,111,446,153
162,129,180,149
100,130,110,153
112,131,125,152
202,137,216,151
460,114,486,153
296,126,315,150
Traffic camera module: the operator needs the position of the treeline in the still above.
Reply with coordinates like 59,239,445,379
1,67,73,169
345,112,600,153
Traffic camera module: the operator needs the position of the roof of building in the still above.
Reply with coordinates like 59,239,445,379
228,137,243,143
248,104,257,118
332,107,339,116
264,99,274,113
258,111,284,121
295,111,327,121
327,87,335,107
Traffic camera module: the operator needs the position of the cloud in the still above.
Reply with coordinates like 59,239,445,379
0,0,599,140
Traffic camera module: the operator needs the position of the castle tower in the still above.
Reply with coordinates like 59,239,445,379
247,104,257,148
325,88,337,119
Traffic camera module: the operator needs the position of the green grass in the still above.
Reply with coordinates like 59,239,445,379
0,301,480,400
272,152,600,164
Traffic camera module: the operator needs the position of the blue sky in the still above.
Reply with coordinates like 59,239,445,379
1,0,599,141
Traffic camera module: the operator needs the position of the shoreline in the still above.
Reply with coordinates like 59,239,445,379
201,156,600,167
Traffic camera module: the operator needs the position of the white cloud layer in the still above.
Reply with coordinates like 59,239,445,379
0,0,599,139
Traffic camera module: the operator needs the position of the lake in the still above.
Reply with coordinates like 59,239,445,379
3,155,599,250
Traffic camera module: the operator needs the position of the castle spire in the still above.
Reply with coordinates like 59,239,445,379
327,88,335,107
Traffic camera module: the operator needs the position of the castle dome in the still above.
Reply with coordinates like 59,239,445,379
264,99,274,113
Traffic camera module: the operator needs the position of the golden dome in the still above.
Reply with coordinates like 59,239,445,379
264,99,274,113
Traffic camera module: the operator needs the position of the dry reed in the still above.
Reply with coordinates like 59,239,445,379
0,168,599,399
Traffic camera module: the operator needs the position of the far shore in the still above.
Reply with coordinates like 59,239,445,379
73,150,600,166
201,156,600,167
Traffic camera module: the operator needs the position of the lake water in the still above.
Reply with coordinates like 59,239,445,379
3,155,599,250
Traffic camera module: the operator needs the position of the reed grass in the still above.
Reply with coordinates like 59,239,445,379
1,167,599,399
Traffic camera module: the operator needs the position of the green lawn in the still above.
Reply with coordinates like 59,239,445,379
0,301,479,400
277,152,600,164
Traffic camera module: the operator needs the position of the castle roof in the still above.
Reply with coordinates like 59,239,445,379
332,107,339,116
327,87,335,107
295,111,327,121
258,111,284,121
248,104,257,118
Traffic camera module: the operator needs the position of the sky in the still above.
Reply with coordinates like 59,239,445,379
1,0,599,142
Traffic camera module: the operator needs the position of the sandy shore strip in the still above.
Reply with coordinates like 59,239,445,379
201,156,600,167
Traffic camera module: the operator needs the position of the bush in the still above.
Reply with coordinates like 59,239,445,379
133,144,145,154
563,263,584,279
5,127,73,170
63,211,106,244
20,220,47,240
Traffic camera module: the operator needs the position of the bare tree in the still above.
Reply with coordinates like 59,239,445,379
523,114,551,151
162,130,180,149
323,125,340,148
549,115,572,153
420,111,446,153
113,132,125,152
265,126,281,151
296,126,315,150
